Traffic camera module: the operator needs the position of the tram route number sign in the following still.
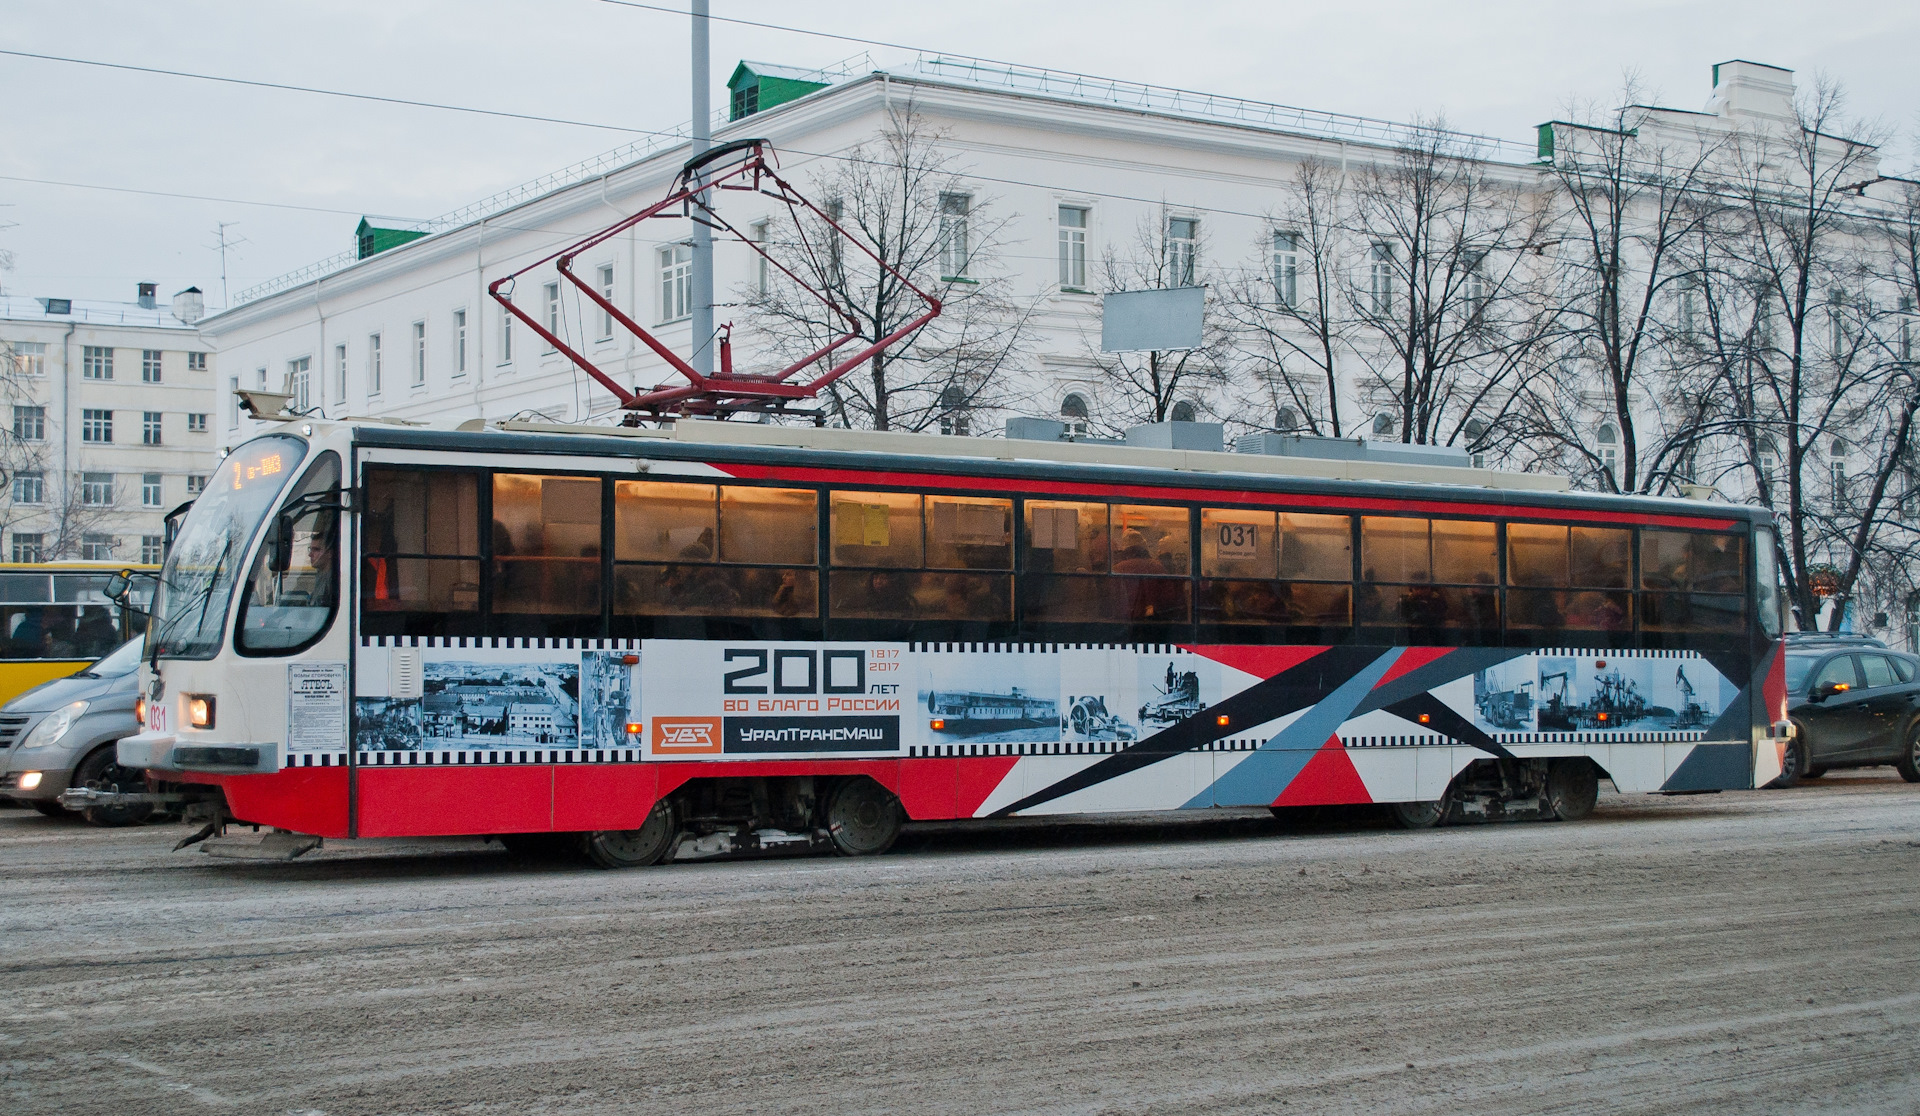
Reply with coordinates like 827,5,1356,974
287,662,348,752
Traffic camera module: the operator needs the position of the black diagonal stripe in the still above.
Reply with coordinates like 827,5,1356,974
989,645,1387,817
1350,646,1532,719
1380,693,1515,759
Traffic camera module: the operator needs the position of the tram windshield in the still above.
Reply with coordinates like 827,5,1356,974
152,435,309,659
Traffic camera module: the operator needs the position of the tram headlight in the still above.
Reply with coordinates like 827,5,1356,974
20,701,88,750
186,694,216,729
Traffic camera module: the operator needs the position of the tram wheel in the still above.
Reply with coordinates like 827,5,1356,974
581,798,679,869
1546,758,1600,821
825,778,904,856
1387,798,1448,830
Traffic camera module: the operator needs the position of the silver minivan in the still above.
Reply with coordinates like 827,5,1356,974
0,636,149,825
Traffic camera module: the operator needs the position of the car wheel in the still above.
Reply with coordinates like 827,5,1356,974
30,800,70,818
72,746,154,827
1770,729,1807,789
1803,766,1828,779
1896,723,1920,784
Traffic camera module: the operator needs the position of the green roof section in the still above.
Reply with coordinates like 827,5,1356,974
1536,122,1556,162
356,218,429,261
727,61,830,122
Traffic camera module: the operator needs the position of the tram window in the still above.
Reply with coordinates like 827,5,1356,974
1023,574,1190,626
719,486,817,565
1112,505,1190,576
1639,529,1746,636
362,469,482,637
925,496,1013,570
614,481,717,561
1024,501,1108,573
1197,580,1351,632
1359,516,1499,642
1507,523,1569,586
831,491,923,568
616,565,818,620
1201,509,1275,579
831,570,1012,622
1506,524,1633,639
1432,520,1497,583
1362,517,1430,583
1278,514,1352,581
237,452,342,653
492,474,602,623
1571,527,1631,588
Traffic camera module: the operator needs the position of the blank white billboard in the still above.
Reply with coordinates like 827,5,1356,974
1101,286,1205,352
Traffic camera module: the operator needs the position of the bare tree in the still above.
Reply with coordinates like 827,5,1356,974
1701,78,1914,630
1520,82,1730,493
745,102,1034,432
1081,207,1235,432
1218,159,1354,436
1344,120,1558,448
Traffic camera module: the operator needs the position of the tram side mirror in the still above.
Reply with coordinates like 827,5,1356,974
103,570,131,604
268,516,294,574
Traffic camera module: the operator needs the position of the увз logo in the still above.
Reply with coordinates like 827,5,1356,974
652,717,723,754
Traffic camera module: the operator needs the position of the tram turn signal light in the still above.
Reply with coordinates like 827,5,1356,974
1596,712,1609,722
1418,713,1431,724
187,695,215,729
622,654,639,666
134,697,146,724
930,719,945,731
1216,715,1230,727
624,722,644,735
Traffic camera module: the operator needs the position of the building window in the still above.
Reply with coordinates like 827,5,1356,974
142,411,163,446
597,265,616,340
81,409,112,443
1828,288,1846,356
290,356,311,411
938,192,971,279
1899,296,1915,361
1060,391,1091,436
142,472,163,507
658,246,692,323
11,533,43,563
80,472,114,506
412,321,427,387
228,375,240,428
500,311,514,364
9,341,46,376
186,412,208,433
544,282,561,350
1370,244,1395,314
13,405,45,442
257,367,268,388
1597,423,1619,474
1166,217,1197,286
751,220,771,295
80,533,115,560
1373,412,1396,437
368,333,382,395
938,385,970,436
1170,400,1197,422
140,535,163,564
1678,286,1698,336
1465,265,1487,317
1831,439,1848,503
453,310,467,375
186,474,208,496
1271,232,1298,308
335,343,349,401
81,345,113,379
187,351,207,371
142,349,163,383
1058,206,1088,290
12,471,43,505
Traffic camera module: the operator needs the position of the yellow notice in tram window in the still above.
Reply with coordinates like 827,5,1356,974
834,504,892,547
230,452,284,490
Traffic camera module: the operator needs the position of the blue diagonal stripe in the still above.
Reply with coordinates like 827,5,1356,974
1189,648,1401,808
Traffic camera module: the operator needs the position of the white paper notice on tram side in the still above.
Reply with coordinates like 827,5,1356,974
287,662,349,752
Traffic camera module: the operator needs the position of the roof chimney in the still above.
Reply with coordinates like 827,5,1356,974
171,286,204,324
137,282,157,309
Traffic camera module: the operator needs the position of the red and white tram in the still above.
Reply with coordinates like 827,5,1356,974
108,418,1791,865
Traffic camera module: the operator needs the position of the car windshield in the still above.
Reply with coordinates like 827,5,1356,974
151,435,309,660
1785,653,1820,694
81,635,145,678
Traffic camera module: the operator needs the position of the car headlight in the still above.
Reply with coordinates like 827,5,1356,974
20,701,88,750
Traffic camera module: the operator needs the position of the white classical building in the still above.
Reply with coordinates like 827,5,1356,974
0,286,220,564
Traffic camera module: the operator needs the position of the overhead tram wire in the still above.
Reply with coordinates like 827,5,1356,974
0,173,430,221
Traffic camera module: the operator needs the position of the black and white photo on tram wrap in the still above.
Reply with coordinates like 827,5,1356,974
413,660,581,749
1472,654,1734,735
582,650,640,750
1137,656,1217,727
922,651,1062,744
352,696,423,752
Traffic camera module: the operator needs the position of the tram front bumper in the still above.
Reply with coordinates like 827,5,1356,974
119,733,282,775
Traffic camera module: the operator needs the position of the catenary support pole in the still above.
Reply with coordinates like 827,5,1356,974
689,0,714,377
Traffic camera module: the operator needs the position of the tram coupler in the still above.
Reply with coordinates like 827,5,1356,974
56,785,218,812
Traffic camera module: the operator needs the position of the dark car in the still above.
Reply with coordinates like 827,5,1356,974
1775,635,1920,786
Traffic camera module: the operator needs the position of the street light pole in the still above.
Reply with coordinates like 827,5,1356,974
689,0,714,378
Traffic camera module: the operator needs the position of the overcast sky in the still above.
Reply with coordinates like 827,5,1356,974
3,0,1915,310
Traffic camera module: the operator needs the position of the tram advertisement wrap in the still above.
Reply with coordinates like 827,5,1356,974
641,642,911,759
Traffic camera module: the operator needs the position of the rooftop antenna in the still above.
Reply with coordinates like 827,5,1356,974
209,221,246,308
